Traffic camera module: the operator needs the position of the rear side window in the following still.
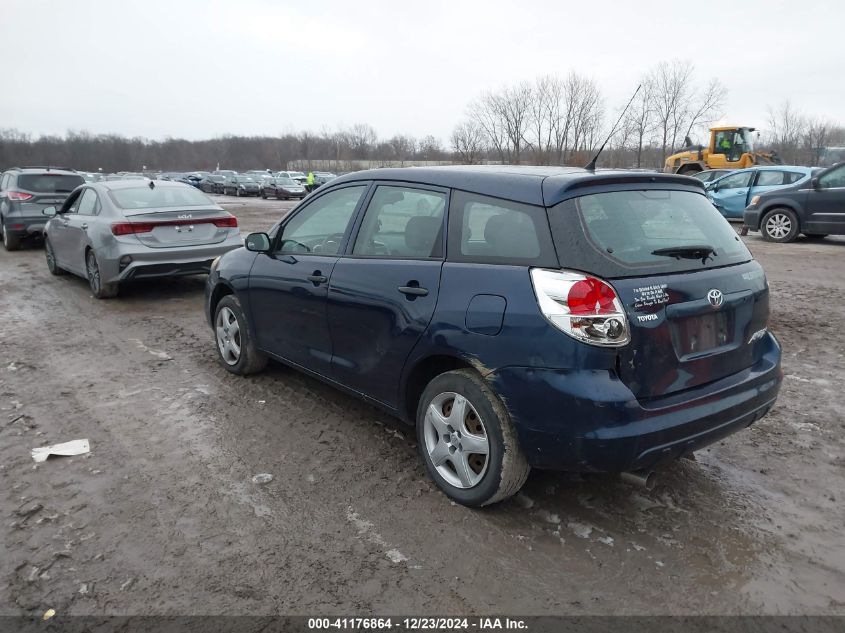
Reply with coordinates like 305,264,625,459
756,170,805,186
447,191,556,266
18,174,84,193
716,172,752,189
109,186,214,209
352,186,446,258
549,190,752,278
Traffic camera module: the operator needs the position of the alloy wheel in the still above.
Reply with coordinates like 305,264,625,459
765,213,792,240
86,251,100,293
423,392,490,489
216,307,241,365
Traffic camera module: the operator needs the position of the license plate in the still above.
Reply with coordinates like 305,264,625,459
676,311,732,355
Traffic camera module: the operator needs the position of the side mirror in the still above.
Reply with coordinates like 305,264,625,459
811,177,820,189
42,206,58,217
245,232,271,252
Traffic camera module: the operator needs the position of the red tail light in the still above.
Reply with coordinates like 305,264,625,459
111,214,237,236
8,191,34,201
567,277,618,315
212,216,238,228
111,222,155,236
531,269,629,347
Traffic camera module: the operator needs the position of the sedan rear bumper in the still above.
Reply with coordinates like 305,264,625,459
96,235,243,284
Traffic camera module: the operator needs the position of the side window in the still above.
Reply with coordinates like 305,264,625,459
447,191,555,265
77,189,99,216
717,172,753,189
278,185,366,255
783,171,805,184
755,171,786,186
819,165,845,189
63,189,83,214
352,186,446,258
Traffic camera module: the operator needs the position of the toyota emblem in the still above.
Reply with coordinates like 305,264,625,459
707,289,723,308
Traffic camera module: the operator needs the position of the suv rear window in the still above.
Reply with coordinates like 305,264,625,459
109,186,214,209
18,174,84,193
549,190,752,278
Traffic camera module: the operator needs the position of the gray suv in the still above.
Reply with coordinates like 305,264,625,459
0,167,85,250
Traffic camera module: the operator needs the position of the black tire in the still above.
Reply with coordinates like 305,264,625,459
2,224,22,251
416,369,530,507
213,294,267,375
44,238,65,275
261,191,267,199
86,249,118,299
804,233,828,240
761,208,799,243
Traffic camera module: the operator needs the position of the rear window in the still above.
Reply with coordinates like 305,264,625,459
18,174,84,193
549,190,752,278
109,186,215,210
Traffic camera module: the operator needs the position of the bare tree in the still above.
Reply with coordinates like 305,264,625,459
682,77,726,141
652,59,694,163
766,101,806,164
451,121,486,164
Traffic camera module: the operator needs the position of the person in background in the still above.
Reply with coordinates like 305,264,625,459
306,171,315,192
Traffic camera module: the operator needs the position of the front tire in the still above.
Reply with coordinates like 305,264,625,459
86,249,118,298
214,294,267,375
761,208,799,243
45,238,65,275
416,369,530,507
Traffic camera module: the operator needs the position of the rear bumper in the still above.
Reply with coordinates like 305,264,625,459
2,216,46,237
743,207,762,230
96,236,242,284
488,332,782,472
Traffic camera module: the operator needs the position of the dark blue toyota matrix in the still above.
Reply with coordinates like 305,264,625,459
205,166,782,507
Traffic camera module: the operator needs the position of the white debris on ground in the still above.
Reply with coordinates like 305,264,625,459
346,507,410,565
128,339,172,361
568,522,593,539
31,439,91,463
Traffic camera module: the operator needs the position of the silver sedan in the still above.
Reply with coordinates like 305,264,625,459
43,180,243,298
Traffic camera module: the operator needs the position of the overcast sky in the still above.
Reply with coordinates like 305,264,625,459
2,0,844,143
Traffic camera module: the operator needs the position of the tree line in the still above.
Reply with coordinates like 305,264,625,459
2,59,843,173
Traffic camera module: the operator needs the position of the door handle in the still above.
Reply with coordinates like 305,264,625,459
398,285,429,297
307,273,327,285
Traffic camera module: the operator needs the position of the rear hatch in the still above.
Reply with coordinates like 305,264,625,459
16,173,84,215
549,188,770,401
110,184,237,249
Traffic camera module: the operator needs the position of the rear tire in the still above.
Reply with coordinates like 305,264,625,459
86,249,118,299
416,369,530,507
45,238,65,275
761,208,799,243
214,294,267,375
2,225,22,251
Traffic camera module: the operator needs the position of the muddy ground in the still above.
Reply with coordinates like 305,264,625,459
1,195,843,617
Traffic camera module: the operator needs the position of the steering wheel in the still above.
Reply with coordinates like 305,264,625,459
280,239,311,253
314,233,346,254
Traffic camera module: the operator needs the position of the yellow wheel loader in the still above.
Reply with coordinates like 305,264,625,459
664,126,782,174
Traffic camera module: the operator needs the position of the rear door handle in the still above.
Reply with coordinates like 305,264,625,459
398,285,428,297
307,274,327,285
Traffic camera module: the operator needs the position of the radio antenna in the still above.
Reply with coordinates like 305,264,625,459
585,84,642,171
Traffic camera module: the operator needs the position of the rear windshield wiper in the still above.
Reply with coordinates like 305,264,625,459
651,245,716,263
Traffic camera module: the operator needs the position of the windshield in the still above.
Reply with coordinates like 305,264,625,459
549,190,752,278
289,172,306,179
276,177,297,185
18,174,85,193
109,186,215,209
236,176,255,183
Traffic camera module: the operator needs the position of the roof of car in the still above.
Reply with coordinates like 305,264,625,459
331,165,703,206
6,166,78,174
